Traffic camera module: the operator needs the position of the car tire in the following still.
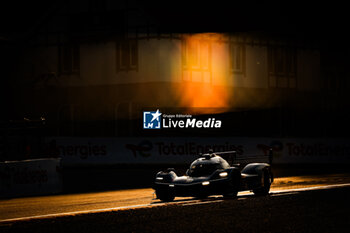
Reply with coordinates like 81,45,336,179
253,169,272,196
156,189,175,202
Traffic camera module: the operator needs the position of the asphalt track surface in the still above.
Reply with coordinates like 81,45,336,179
0,173,350,223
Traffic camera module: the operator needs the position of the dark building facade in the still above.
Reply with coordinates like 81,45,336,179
1,1,350,161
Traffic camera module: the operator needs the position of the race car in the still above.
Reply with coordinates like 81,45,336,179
153,150,273,202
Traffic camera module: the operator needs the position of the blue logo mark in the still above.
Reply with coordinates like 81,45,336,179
143,109,162,129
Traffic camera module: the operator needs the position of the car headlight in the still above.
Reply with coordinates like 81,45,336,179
156,177,163,181
202,181,210,186
219,172,228,178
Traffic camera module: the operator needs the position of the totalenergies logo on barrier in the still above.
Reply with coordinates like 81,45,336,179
257,141,284,157
126,141,153,158
125,140,244,158
286,143,350,156
45,140,107,159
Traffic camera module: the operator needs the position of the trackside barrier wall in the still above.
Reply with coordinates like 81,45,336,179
45,137,350,166
0,158,62,197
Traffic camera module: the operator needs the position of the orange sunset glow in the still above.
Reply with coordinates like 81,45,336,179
171,33,232,113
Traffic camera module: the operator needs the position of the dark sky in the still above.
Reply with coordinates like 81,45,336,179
0,1,347,34
0,1,53,33
0,1,349,53
143,1,348,35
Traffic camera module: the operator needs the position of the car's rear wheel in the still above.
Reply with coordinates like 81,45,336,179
253,169,272,196
156,189,175,202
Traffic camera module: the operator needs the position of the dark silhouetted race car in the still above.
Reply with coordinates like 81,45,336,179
153,150,273,201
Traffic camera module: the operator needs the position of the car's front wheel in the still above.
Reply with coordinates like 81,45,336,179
156,189,175,202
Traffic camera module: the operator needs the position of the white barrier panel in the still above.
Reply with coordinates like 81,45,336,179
0,158,62,197
45,137,350,166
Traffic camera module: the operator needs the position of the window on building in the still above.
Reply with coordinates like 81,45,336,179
182,39,210,71
229,43,245,74
116,39,138,72
268,46,297,88
59,44,80,75
268,47,296,77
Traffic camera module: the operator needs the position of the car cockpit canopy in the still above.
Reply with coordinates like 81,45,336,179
188,153,230,177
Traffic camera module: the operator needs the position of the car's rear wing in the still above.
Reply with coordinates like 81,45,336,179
209,149,273,167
